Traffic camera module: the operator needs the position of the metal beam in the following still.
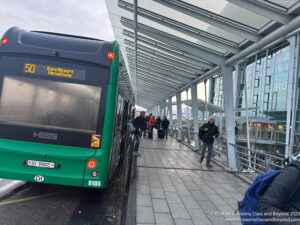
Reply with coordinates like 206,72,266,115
136,67,183,85
140,87,171,97
136,45,205,74
121,17,225,65
137,92,161,101
137,94,170,105
227,0,292,25
123,29,214,69
135,69,183,87
135,71,181,88
225,14,300,66
124,40,204,74
138,90,168,100
141,89,171,98
128,58,188,84
124,46,197,79
135,65,184,85
134,59,194,82
133,76,178,91
135,49,203,74
136,57,196,79
119,0,240,54
153,0,260,42
136,69,183,86
136,97,157,107
136,84,172,96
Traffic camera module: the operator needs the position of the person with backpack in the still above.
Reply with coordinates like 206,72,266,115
198,116,219,167
161,116,170,139
256,152,300,225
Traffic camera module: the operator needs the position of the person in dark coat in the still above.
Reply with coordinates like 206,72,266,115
257,152,300,225
144,113,152,136
161,116,170,139
199,116,219,167
155,116,161,130
133,111,146,156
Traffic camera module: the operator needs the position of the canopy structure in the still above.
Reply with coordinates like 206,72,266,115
105,0,300,171
105,0,300,108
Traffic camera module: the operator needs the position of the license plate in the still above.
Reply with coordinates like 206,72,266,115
27,160,55,169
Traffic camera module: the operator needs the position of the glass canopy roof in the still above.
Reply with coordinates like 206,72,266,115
266,0,299,8
105,0,300,108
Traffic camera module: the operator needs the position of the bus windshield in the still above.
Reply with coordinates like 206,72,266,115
0,75,101,133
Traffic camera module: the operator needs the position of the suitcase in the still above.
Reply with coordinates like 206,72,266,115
158,129,164,139
148,129,153,139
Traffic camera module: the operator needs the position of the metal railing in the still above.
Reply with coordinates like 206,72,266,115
170,125,195,146
213,138,285,174
169,125,286,176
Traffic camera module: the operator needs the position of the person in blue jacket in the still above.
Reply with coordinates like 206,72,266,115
258,152,300,225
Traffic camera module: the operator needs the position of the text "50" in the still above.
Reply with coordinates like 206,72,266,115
25,64,36,74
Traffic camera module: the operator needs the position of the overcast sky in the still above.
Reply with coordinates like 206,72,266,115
0,0,115,41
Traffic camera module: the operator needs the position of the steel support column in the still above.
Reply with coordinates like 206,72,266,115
290,34,300,158
168,97,173,135
133,0,138,99
222,66,237,170
241,62,252,170
163,100,167,117
191,83,200,150
286,35,300,161
204,80,208,120
176,92,183,141
159,102,163,117
286,36,296,162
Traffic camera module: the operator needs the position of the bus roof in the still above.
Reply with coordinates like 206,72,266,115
0,27,115,67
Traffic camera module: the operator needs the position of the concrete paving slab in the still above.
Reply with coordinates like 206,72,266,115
133,136,246,225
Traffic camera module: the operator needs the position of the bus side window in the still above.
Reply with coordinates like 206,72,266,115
121,100,129,136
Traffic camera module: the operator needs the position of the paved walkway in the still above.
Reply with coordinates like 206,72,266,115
135,135,249,225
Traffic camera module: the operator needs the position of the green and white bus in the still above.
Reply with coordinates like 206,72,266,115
0,27,134,188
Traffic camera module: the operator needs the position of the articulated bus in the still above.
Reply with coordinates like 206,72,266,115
0,27,135,188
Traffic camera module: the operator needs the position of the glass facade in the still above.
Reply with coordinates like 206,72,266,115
238,41,290,119
236,42,290,154
209,40,298,159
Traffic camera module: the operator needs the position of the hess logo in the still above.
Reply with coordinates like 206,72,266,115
33,131,58,140
34,175,44,182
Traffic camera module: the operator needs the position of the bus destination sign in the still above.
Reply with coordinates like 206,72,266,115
24,63,86,80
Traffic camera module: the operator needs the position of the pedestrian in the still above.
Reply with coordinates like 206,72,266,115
143,113,151,137
133,111,147,156
155,116,161,130
198,116,219,167
257,152,300,225
161,116,170,139
148,115,156,139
